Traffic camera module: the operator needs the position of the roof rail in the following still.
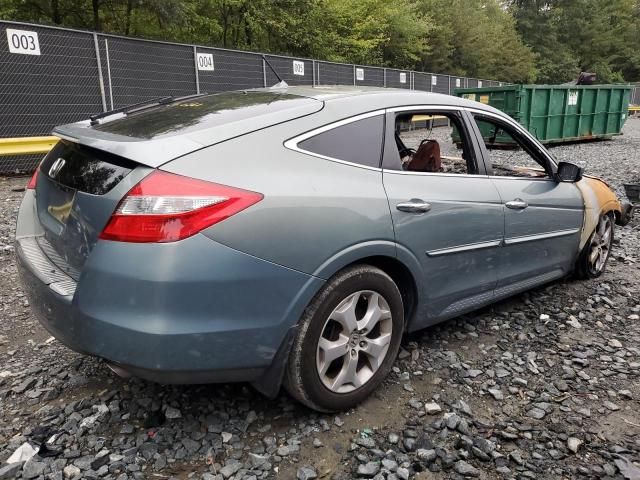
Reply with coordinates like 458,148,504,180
89,93,209,125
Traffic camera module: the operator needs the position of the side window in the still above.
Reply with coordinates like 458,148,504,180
297,115,384,168
391,111,477,174
472,116,550,178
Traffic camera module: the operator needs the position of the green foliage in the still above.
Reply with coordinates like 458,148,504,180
509,0,640,83
1,0,638,83
418,0,537,82
319,0,431,67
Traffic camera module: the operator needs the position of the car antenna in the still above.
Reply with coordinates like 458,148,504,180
262,54,289,88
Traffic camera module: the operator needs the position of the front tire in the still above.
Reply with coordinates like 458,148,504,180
576,212,614,279
284,265,404,412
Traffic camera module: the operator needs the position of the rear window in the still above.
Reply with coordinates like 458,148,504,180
297,115,384,168
41,140,136,195
94,91,317,140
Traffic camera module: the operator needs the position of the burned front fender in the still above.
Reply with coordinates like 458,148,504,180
575,175,622,249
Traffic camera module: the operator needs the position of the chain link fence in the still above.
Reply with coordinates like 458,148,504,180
0,20,507,173
631,84,640,106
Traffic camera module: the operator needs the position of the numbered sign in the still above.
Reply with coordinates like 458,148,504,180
431,76,437,86
293,60,305,76
196,53,214,71
6,29,41,55
568,91,579,106
456,78,461,88
356,68,364,81
399,72,407,84
478,80,483,88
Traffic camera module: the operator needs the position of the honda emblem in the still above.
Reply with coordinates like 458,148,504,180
48,158,66,178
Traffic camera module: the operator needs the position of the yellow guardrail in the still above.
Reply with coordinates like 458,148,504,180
0,136,58,157
630,105,640,113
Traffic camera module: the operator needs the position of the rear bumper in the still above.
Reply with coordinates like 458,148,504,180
16,193,322,384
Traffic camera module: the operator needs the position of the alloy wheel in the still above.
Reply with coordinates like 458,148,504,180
316,290,393,394
589,214,612,275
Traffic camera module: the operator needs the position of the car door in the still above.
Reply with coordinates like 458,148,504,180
382,107,504,327
467,111,584,290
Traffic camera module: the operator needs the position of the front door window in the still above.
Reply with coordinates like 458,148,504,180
471,115,551,178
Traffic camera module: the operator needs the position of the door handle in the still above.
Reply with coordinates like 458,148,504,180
506,198,528,210
396,199,432,213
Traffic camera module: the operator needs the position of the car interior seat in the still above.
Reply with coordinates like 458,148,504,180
406,139,441,172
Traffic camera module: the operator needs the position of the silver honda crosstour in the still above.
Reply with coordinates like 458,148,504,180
16,86,623,411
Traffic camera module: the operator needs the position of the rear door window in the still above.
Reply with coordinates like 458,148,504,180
297,114,384,168
389,110,478,174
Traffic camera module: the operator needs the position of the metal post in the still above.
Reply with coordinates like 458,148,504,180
353,65,356,85
193,46,200,94
104,38,114,110
93,33,107,112
262,57,267,87
447,75,451,95
383,68,387,87
312,60,316,87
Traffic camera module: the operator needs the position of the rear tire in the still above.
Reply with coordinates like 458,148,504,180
284,265,404,412
576,212,614,279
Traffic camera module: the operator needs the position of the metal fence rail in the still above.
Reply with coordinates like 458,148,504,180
1,20,505,172
631,84,640,106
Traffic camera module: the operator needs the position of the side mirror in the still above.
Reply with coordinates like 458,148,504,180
556,161,583,183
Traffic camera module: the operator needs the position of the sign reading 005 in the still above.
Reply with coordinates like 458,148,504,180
293,60,305,76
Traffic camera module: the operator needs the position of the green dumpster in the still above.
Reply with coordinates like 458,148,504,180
453,84,632,144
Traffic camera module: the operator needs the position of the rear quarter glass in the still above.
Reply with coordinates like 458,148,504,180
297,115,384,168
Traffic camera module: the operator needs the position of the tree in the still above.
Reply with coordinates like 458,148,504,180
510,0,640,83
418,0,537,82
1,0,638,82
509,0,579,83
318,0,432,67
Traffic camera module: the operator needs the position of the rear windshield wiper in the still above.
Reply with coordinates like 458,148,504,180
90,93,208,125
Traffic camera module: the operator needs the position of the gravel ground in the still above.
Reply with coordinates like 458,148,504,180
1,118,639,480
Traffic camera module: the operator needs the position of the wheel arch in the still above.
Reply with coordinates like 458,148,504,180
340,255,419,328
603,205,622,226
311,241,423,327
589,206,618,237
252,241,424,399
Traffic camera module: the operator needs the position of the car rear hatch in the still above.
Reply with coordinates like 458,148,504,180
30,89,323,273
33,140,145,275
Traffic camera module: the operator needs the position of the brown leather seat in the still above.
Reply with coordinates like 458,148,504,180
406,140,441,172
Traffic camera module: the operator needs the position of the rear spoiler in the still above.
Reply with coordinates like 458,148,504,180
52,123,205,168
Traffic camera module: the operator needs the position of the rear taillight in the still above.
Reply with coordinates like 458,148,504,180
99,171,263,243
26,168,39,189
